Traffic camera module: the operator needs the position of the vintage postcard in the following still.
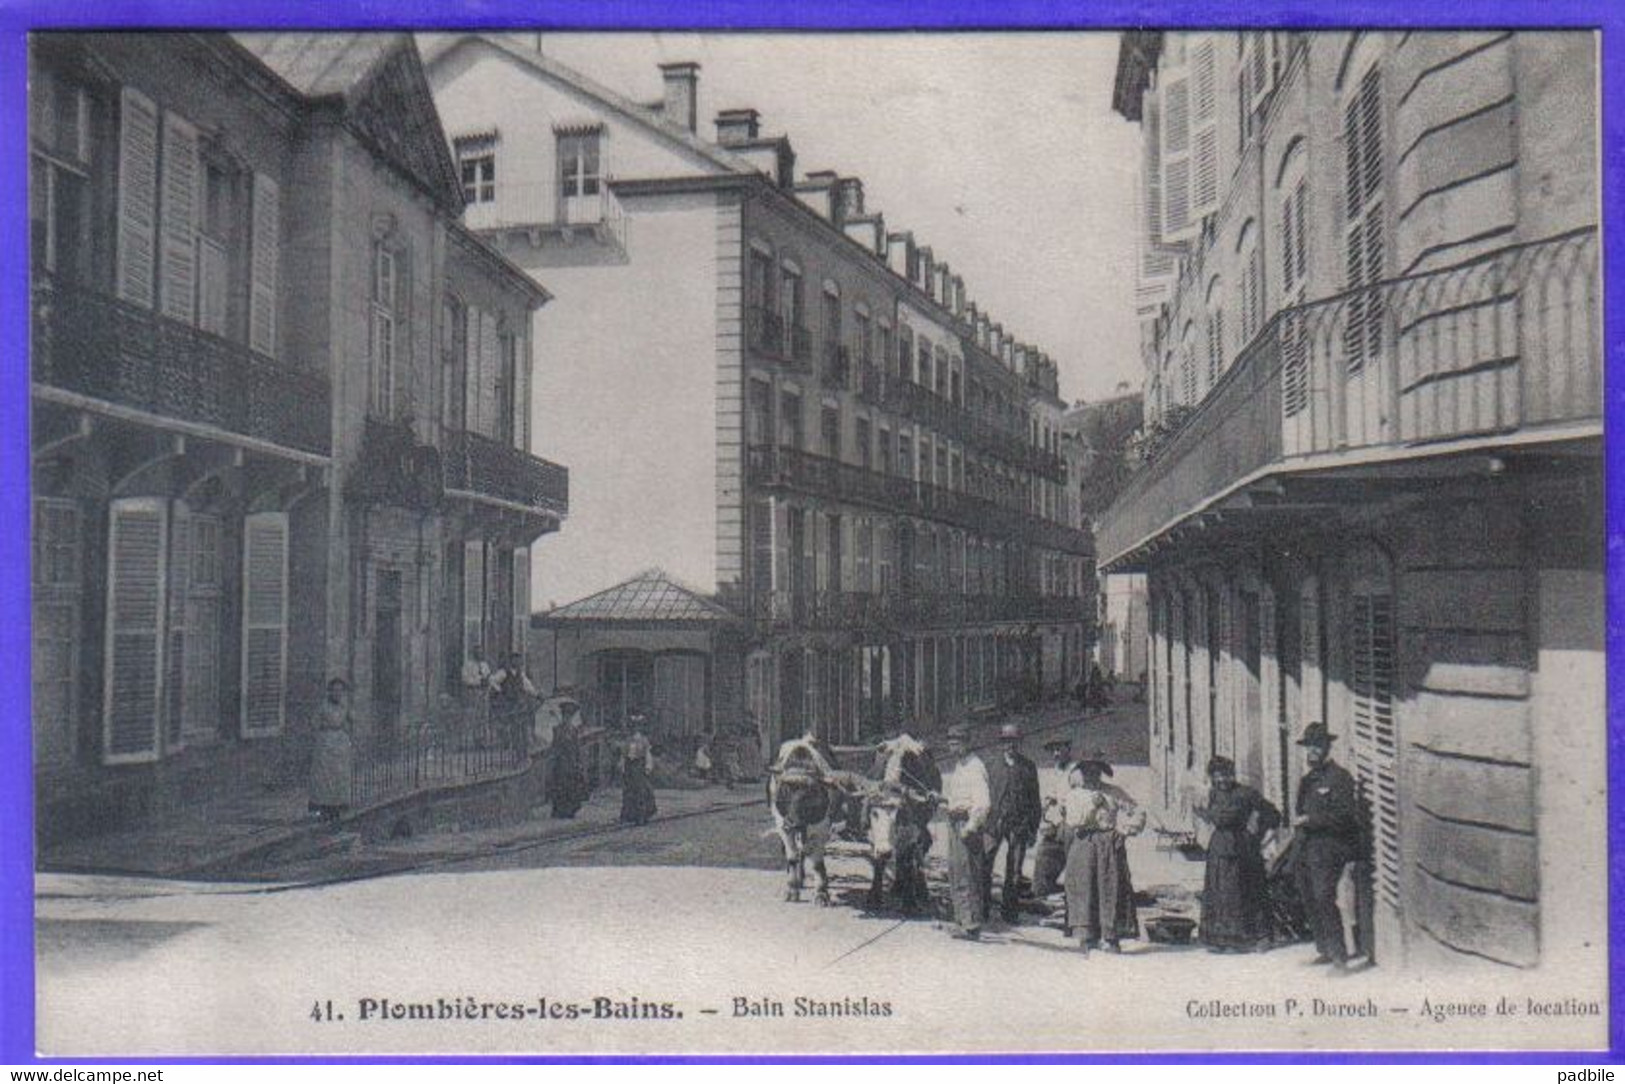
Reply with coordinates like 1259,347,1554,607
25,26,1608,1057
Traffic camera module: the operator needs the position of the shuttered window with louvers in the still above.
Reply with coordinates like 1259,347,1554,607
240,511,288,738
1160,40,1194,242
104,499,167,763
33,498,82,768
116,88,160,308
463,540,486,664
163,506,191,752
1343,66,1385,375
1189,33,1221,222
249,172,279,357
1349,567,1399,910
158,112,200,324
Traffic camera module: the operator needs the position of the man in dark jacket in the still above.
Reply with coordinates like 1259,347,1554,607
985,722,1043,921
1292,722,1364,970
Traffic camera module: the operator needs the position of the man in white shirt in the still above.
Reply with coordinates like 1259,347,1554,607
459,646,492,728
942,724,991,940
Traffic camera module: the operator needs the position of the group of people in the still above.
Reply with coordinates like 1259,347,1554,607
925,715,1370,969
1192,721,1367,969
545,704,659,826
941,723,1142,953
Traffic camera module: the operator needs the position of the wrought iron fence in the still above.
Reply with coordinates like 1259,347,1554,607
351,715,528,809
443,428,569,515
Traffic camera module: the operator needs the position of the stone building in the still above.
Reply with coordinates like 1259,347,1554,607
30,32,567,841
425,35,1092,753
1102,31,1601,971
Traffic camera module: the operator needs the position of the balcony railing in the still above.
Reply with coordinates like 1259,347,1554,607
880,377,1065,482
1097,228,1600,567
746,444,1093,556
444,429,569,517
750,587,1084,630
31,275,330,456
465,183,627,252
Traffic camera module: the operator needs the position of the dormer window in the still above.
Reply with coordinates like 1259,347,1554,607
557,128,602,200
454,132,498,205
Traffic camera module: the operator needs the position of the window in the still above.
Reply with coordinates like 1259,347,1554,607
196,160,234,336
878,427,893,475
558,130,601,199
934,346,948,397
877,321,893,378
30,67,92,282
1344,64,1385,374
496,328,518,444
898,433,913,480
897,325,914,381
1279,141,1311,417
441,296,467,430
854,309,872,367
460,151,495,204
820,404,840,458
370,243,399,417
778,390,803,449
855,416,872,470
917,337,932,390
748,248,774,312
780,263,805,343
32,498,81,768
1347,551,1399,910
747,379,773,446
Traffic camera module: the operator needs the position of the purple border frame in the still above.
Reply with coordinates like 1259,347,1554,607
0,0,1617,1065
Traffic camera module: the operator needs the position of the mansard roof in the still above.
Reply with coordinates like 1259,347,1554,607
234,32,465,213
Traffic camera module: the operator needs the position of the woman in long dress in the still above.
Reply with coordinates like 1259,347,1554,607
308,677,355,823
549,707,589,819
1197,755,1281,952
1062,759,1137,953
620,719,658,825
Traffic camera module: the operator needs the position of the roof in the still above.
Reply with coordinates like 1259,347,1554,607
233,32,465,213
536,569,737,625
421,33,759,180
232,32,403,100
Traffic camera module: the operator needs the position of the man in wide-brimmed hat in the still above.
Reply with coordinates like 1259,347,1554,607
1291,722,1363,969
985,722,1043,921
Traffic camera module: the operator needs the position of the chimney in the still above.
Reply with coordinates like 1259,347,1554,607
659,62,700,133
887,232,913,278
952,274,966,317
834,177,865,223
715,107,761,146
797,169,840,221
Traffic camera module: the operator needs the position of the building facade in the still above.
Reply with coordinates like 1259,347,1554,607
426,36,1093,753
1103,31,1601,971
30,32,567,841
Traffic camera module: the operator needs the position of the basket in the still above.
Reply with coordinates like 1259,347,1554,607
1145,915,1198,945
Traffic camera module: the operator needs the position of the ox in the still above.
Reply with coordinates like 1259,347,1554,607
767,738,842,905
859,736,941,913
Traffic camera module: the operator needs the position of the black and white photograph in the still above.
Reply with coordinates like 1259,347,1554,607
26,27,1607,1056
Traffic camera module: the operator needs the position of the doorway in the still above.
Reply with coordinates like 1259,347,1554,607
373,569,403,745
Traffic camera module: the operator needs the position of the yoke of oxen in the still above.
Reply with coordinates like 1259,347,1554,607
772,771,833,828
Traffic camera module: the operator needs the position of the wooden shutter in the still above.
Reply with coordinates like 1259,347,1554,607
116,87,160,308
183,514,222,746
463,540,485,661
158,112,200,324
249,172,279,356
163,505,191,751
1189,33,1221,222
1136,91,1177,313
478,310,500,438
512,548,530,661
103,499,167,764
512,328,529,451
463,305,482,433
1344,68,1385,375
240,511,288,738
33,499,82,768
1349,580,1399,909
1207,306,1225,387
1160,44,1195,242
